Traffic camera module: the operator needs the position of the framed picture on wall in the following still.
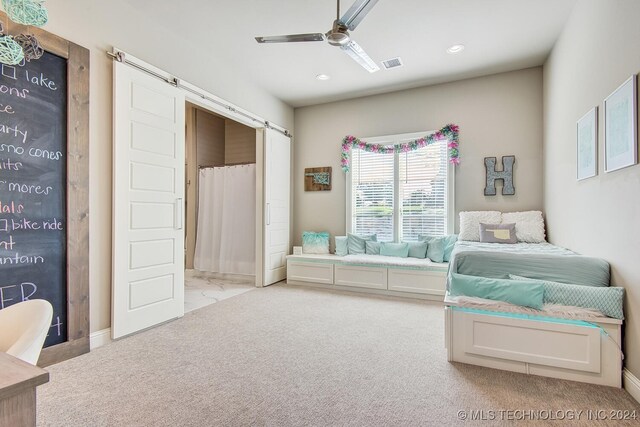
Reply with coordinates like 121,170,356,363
604,75,637,172
576,107,598,180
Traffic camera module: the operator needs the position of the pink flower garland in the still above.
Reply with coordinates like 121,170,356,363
341,124,460,172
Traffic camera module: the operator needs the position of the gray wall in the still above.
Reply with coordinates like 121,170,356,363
543,0,640,379
42,1,294,333
293,67,544,246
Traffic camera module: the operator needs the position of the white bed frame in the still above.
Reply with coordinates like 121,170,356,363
444,296,623,387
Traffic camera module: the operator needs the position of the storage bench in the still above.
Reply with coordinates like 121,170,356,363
286,254,448,300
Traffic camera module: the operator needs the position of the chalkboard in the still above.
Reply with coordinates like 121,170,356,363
0,52,68,347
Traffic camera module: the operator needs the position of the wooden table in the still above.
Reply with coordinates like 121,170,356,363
0,352,49,427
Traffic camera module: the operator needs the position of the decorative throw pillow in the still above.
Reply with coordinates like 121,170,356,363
459,211,502,241
380,242,409,258
365,241,381,255
347,233,377,255
302,231,330,254
479,223,517,244
450,273,544,310
501,211,546,243
509,274,625,319
426,237,446,263
403,241,428,259
419,234,457,261
334,236,348,256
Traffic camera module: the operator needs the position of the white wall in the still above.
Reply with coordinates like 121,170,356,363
543,0,640,379
293,68,543,246
37,1,294,333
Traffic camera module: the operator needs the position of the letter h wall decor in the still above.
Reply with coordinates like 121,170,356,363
484,156,516,196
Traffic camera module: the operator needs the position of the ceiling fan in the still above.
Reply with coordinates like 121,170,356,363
255,0,381,73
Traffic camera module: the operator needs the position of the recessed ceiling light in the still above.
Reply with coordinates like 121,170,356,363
447,44,465,54
316,74,331,81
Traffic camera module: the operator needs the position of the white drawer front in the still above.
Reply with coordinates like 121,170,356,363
287,261,334,284
334,265,387,289
387,269,446,295
462,313,601,373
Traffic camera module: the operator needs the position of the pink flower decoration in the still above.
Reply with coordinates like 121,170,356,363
450,157,460,165
448,141,459,149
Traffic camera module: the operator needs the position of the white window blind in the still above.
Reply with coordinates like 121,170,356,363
350,149,395,242
349,132,451,242
399,140,448,240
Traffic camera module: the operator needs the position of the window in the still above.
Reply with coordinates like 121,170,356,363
347,131,454,242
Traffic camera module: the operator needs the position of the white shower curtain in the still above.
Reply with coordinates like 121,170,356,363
194,164,256,275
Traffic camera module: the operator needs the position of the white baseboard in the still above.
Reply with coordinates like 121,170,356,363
89,328,112,350
624,369,640,404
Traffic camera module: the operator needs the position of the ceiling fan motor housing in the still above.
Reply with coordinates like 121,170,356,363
326,20,351,46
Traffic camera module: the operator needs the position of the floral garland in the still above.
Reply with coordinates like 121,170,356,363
341,123,460,173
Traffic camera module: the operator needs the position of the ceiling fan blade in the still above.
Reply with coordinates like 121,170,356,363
340,40,380,73
339,0,380,30
255,33,326,43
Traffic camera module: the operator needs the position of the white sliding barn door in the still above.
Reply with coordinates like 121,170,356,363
263,129,291,286
112,61,185,339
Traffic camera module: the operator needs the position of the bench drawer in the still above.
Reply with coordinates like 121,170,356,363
334,265,387,289
287,261,334,284
387,269,446,295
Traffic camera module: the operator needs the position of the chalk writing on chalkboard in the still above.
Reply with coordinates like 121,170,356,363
0,52,68,347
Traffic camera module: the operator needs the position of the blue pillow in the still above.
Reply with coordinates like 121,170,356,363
450,273,544,309
404,241,428,259
509,274,625,319
347,233,376,255
380,242,409,258
302,231,329,254
420,234,457,262
443,235,458,262
422,236,445,263
365,241,381,255
335,236,348,256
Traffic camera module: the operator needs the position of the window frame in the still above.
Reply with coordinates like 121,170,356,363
345,131,455,241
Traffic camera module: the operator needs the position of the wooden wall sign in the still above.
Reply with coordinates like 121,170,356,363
0,12,90,366
304,167,332,191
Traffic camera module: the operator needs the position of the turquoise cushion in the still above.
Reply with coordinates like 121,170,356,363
380,242,409,258
509,275,625,319
365,241,381,255
449,273,544,309
443,235,458,262
302,231,329,254
404,241,428,259
347,233,376,255
420,234,457,262
334,236,348,256
423,236,445,263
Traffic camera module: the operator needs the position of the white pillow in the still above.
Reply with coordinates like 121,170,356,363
501,211,546,243
459,211,501,241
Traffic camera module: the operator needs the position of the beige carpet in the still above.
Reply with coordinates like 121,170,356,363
37,285,639,426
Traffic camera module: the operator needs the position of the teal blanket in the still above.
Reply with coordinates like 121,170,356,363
448,241,610,288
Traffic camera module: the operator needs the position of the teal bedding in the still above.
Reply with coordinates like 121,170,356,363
448,241,610,288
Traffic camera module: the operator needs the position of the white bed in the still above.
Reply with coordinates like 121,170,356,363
444,293,623,387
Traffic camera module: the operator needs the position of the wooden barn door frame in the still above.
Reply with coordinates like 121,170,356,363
1,12,90,366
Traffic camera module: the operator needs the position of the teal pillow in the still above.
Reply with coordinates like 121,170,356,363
509,275,625,319
302,231,329,254
335,236,348,256
450,273,544,309
443,234,458,262
347,233,376,255
425,237,446,263
380,242,409,258
420,234,457,262
404,241,428,259
365,241,381,255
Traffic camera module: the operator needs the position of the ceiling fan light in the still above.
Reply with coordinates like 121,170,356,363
326,31,350,46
